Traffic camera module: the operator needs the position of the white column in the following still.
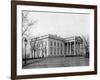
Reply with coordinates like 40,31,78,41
67,43,68,56
76,42,77,56
66,43,67,56
68,43,69,56
79,43,81,56
77,42,79,56
78,43,80,56
74,41,76,56
81,43,83,56
70,42,71,56
82,43,84,56
78,44,79,56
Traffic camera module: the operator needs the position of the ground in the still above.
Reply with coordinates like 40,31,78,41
22,56,89,69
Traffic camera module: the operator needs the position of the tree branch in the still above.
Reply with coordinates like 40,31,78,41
22,20,37,35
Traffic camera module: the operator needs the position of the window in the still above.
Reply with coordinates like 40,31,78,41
61,43,63,47
57,43,59,47
54,42,56,46
37,42,40,48
50,41,52,46
50,47,52,55
59,43,61,47
61,48,63,55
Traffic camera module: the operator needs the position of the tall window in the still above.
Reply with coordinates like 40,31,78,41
57,48,59,55
50,47,52,55
61,43,62,47
57,43,59,47
54,42,56,46
59,43,61,47
61,48,63,55
50,41,52,46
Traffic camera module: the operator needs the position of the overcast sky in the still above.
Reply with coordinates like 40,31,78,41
23,11,90,38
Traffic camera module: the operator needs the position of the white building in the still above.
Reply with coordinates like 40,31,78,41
25,34,84,59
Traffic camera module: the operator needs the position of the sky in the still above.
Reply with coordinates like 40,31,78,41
22,10,90,38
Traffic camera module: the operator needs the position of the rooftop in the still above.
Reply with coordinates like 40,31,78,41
31,34,82,42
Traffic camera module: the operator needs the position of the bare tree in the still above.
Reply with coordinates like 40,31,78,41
22,20,37,36
81,35,89,57
22,11,38,59
22,11,37,37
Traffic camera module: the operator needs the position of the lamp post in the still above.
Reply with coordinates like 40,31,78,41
24,38,28,64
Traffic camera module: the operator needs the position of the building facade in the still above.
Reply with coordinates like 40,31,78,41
27,34,84,59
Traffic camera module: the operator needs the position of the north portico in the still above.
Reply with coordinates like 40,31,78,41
64,36,83,56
